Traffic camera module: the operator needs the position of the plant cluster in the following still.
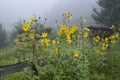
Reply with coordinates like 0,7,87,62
1,12,120,80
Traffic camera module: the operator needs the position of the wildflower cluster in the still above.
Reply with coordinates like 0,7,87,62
13,13,120,80
93,25,120,54
63,11,72,20
14,18,52,61
58,24,78,44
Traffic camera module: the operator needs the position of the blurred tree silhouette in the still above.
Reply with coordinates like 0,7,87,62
9,21,23,42
92,0,120,27
0,23,8,48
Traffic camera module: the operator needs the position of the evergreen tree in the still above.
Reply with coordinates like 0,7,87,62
0,23,8,48
92,0,120,27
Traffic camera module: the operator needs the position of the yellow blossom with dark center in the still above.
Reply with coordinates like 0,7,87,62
109,35,115,39
110,25,115,29
68,14,72,20
93,35,100,42
22,23,31,31
42,32,48,38
61,24,67,31
102,43,108,50
30,18,35,23
93,37,99,42
63,11,72,20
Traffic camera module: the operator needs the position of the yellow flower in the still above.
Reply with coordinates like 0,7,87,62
63,11,72,20
67,39,72,44
110,25,115,29
55,48,59,55
22,23,31,31
58,30,63,36
30,18,35,23
15,38,19,43
52,40,57,44
72,35,75,38
114,32,119,38
64,11,68,16
102,43,108,50
29,33,35,39
105,37,109,43
82,18,87,23
58,24,67,36
96,50,102,54
74,50,79,57
65,28,71,36
68,14,72,20
42,32,48,38
109,35,115,39
93,36,100,42
111,40,116,44
84,27,90,31
69,25,78,34
44,38,50,46
84,32,89,38
93,37,99,43
61,24,67,31
66,35,72,44
40,38,50,46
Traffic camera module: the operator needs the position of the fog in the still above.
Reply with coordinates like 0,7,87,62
0,0,98,30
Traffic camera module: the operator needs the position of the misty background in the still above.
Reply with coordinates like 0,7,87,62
0,0,98,31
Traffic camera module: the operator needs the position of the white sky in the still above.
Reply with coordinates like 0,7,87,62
0,0,98,30
0,0,58,28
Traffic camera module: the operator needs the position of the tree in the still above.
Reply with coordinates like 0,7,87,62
0,23,8,48
92,0,120,27
9,20,23,41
